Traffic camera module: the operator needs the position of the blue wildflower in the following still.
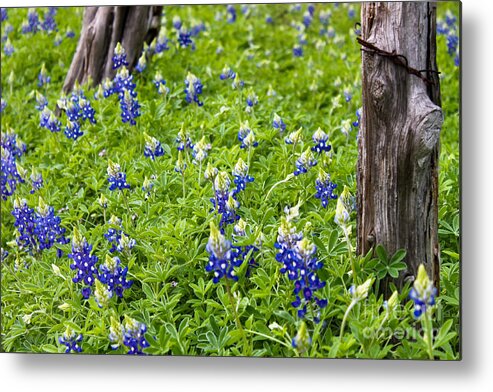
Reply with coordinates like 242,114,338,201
294,149,317,176
220,65,236,81
311,127,332,154
303,11,313,28
4,38,14,56
34,91,48,111
41,7,57,32
154,32,169,53
68,228,98,299
38,64,51,87
175,127,194,151
206,221,241,283
232,158,254,195
177,26,194,49
184,72,203,106
273,113,286,132
210,171,239,230
1,8,7,22
34,197,68,251
409,265,437,318
119,89,141,125
293,45,303,57
285,128,302,145
22,8,39,34
153,72,169,95
135,51,146,73
122,316,150,355
226,5,237,23
246,90,258,108
12,198,37,251
0,98,5,112
112,42,129,70
192,136,211,164
64,120,83,140
1,131,25,200
66,28,75,38
79,98,96,124
143,133,165,160
59,326,83,353
30,169,43,194
315,168,337,208
99,255,133,298
352,108,362,128
172,15,182,30
343,88,352,103
107,160,130,191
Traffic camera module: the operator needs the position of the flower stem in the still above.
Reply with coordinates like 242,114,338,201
181,173,186,199
122,190,130,214
340,299,357,343
225,279,249,356
423,311,434,360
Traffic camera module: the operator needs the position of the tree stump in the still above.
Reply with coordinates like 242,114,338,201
62,6,162,93
357,2,442,290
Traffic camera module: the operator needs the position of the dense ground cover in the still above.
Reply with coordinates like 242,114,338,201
1,3,460,358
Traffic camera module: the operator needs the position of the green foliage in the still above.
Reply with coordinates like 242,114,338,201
0,3,460,359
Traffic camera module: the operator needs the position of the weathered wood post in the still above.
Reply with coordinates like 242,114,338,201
357,2,442,290
63,6,162,93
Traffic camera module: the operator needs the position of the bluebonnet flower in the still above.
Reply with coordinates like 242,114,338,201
94,279,113,308
266,15,273,24
4,38,14,56
122,316,150,355
41,7,57,32
177,26,194,49
220,65,236,81
154,31,169,54
153,72,169,95
232,73,244,89
315,168,337,208
294,149,317,176
38,64,51,87
191,19,206,36
285,128,302,145
352,107,362,128
275,213,303,276
174,151,187,174
232,158,254,195
79,98,96,124
101,78,114,97
34,91,48,111
206,221,241,283
12,198,37,251
184,72,203,106
343,88,352,102
192,136,211,164
104,215,123,252
232,219,259,277
211,171,240,229
120,89,141,125
204,162,218,182
1,8,7,22
22,8,39,34
226,5,237,23
113,67,137,97
143,133,164,160
287,236,327,320
40,108,61,132
293,45,303,57
98,194,108,209
335,186,352,238
107,160,130,191
246,90,258,108
273,113,286,132
238,122,255,146
142,176,154,200
348,6,356,19
1,131,26,200
98,255,133,298
59,326,83,353
172,15,182,30
112,42,129,69
1,248,8,261
68,228,98,299
319,9,331,25
409,264,437,318
446,33,459,57
30,169,43,194
109,315,149,355
66,28,75,38
175,127,194,151
1,23,12,42
311,127,332,154
34,198,68,252
445,10,456,27
0,98,5,112
303,11,313,28
135,51,146,73
292,321,311,353
64,120,83,140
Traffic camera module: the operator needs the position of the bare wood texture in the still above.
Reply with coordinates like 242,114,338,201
63,6,162,93
357,2,442,290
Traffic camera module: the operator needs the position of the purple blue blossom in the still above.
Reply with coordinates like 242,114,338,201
315,168,338,208
107,160,130,191
184,72,203,106
68,228,98,299
59,326,83,353
143,133,165,160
